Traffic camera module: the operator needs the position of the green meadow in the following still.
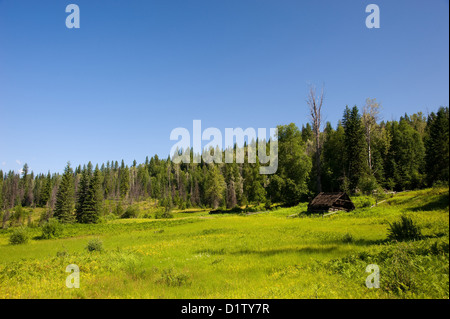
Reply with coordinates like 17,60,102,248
0,187,448,299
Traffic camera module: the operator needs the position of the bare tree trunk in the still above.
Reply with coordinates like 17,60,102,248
307,85,324,193
363,98,380,175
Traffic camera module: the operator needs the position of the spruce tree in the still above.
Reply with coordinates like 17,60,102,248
425,107,449,185
119,165,130,199
342,106,367,192
79,167,102,223
40,172,52,207
54,162,75,223
75,167,90,223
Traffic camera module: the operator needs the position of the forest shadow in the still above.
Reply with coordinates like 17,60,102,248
196,246,338,257
410,193,449,212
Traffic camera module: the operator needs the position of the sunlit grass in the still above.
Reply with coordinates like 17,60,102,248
0,187,448,298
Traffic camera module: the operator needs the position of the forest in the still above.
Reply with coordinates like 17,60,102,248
0,102,448,225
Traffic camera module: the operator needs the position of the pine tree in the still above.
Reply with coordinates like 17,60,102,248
119,164,130,199
425,107,449,185
40,172,52,207
385,119,425,190
277,123,312,200
322,122,346,192
205,164,225,209
342,106,367,192
54,162,75,223
78,167,102,223
75,167,90,222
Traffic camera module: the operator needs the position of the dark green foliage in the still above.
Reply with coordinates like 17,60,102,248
9,227,29,245
387,215,422,241
342,106,368,191
86,238,104,252
10,205,29,226
282,179,302,206
39,172,52,207
121,206,139,219
425,107,449,185
0,105,447,216
77,167,102,224
322,122,346,192
342,233,354,243
119,163,130,199
114,201,125,216
155,209,174,219
264,199,272,210
75,168,89,222
385,119,426,190
54,163,75,223
41,218,63,239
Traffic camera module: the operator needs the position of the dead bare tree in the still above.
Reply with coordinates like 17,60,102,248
362,98,380,174
307,84,324,193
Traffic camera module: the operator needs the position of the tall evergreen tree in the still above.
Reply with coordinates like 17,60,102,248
205,164,225,209
75,167,90,222
119,164,130,199
78,167,102,223
425,107,449,185
54,162,75,223
342,106,367,192
40,172,52,207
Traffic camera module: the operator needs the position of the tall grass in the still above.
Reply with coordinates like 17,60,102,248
0,187,447,298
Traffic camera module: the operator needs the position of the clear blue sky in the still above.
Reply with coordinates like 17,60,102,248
0,0,448,174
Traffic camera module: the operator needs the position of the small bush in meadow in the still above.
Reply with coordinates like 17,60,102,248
86,238,104,252
155,210,173,219
387,215,422,242
41,218,63,239
121,206,139,219
114,202,125,216
56,249,69,257
9,227,29,245
342,233,354,243
156,268,190,287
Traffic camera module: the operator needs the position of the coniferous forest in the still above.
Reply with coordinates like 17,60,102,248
1,103,448,225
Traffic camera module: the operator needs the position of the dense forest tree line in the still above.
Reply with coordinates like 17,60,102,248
0,104,448,224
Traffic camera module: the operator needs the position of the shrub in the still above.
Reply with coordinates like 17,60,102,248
9,227,29,245
156,268,190,287
387,215,422,242
114,202,124,216
10,205,29,226
41,219,63,239
358,175,380,195
155,210,174,219
56,249,69,257
121,206,139,219
342,233,354,243
85,238,104,252
382,244,417,293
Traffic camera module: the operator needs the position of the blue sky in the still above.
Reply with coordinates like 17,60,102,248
0,0,448,174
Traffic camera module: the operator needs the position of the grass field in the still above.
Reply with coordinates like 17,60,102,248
0,187,448,299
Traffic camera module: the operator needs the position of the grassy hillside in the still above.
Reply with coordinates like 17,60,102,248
0,187,448,299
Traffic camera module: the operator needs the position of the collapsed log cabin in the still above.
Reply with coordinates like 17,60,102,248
307,192,355,213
